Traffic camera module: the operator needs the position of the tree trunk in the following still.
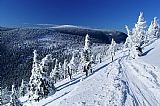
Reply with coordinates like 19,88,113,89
111,56,113,62
86,70,88,76
90,68,92,73
68,66,72,80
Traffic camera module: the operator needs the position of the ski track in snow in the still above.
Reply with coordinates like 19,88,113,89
121,59,160,106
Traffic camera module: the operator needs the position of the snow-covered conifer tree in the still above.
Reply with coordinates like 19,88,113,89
9,85,22,106
124,25,133,48
132,12,146,46
50,59,60,83
147,20,154,40
69,53,75,71
153,17,160,38
147,17,160,39
28,50,55,101
41,54,53,75
91,54,95,64
84,34,90,51
19,79,27,97
39,54,55,99
28,50,41,101
58,62,64,79
1,87,9,105
124,25,136,59
108,38,116,62
63,59,68,79
74,52,82,73
82,34,92,76
68,53,76,79
133,12,147,56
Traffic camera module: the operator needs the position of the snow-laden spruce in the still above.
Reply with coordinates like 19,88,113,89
147,17,160,40
63,59,68,79
19,79,27,97
28,50,55,102
41,54,53,76
28,50,42,101
9,85,22,106
68,53,75,79
50,59,60,83
125,12,160,58
124,25,132,49
132,12,147,47
81,34,93,76
108,38,117,62
58,62,64,80
39,54,55,98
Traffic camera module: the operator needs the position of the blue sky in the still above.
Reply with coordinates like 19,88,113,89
0,0,160,31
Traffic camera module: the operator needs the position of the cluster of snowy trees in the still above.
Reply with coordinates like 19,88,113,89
125,12,160,58
1,79,27,106
28,50,55,101
2,34,97,105
2,33,121,105
24,34,119,104
26,34,96,102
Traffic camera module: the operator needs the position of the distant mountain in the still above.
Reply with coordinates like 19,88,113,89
0,26,14,31
50,25,127,43
0,25,127,89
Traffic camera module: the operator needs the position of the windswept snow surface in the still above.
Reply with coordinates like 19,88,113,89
21,39,160,106
140,39,160,68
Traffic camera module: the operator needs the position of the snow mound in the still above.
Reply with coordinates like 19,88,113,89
140,38,160,68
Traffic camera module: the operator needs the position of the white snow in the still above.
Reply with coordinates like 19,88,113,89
140,38,160,68
50,25,86,29
20,38,160,106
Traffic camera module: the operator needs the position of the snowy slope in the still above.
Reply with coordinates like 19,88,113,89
140,39,160,68
20,39,160,106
